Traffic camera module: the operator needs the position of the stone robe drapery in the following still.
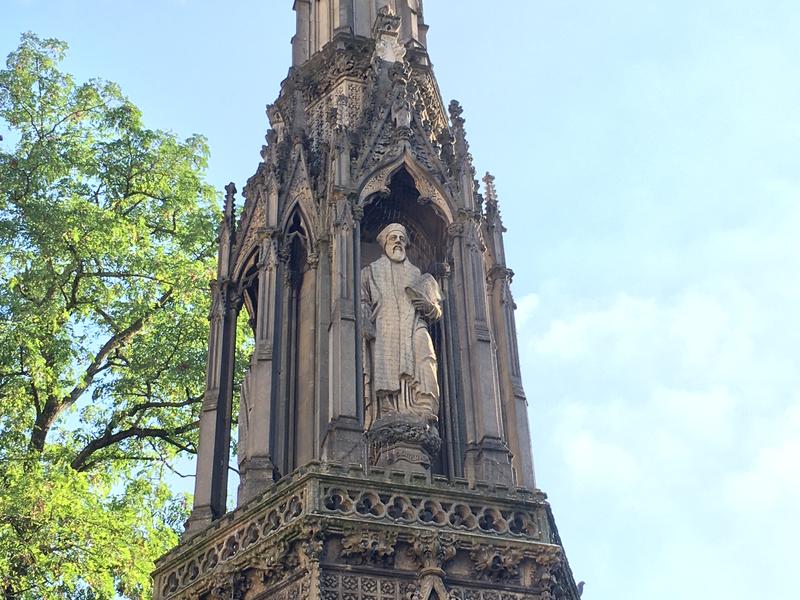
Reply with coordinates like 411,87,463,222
361,255,441,419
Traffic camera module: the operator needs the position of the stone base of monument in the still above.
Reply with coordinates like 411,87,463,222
152,463,583,600
366,414,442,475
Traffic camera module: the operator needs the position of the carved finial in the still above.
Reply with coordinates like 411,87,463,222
483,172,497,206
224,182,237,222
391,64,414,129
483,171,499,217
448,100,467,150
448,100,465,128
448,100,472,174
482,172,505,231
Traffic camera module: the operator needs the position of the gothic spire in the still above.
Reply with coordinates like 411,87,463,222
293,0,428,66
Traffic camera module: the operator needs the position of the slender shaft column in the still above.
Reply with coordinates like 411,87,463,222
273,248,294,474
437,263,464,479
184,283,224,536
315,237,332,458
210,287,238,512
353,205,365,428
314,0,332,51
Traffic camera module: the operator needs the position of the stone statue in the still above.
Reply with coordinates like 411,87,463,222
361,223,442,425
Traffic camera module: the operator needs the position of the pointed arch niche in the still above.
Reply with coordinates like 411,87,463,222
234,248,259,488
358,165,466,479
273,208,318,476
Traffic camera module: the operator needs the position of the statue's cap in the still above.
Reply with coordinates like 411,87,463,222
377,223,408,247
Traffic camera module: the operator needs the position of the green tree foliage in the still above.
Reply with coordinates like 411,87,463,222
0,34,221,599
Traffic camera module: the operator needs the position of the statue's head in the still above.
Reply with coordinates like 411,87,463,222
377,223,408,263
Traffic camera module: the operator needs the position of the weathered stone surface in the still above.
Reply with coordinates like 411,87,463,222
167,3,581,599
154,464,580,600
362,222,443,425
367,413,441,474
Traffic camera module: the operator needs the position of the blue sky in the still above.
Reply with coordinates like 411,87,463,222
3,1,798,599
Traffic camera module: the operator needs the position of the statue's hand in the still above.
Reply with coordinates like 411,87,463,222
363,319,376,340
411,297,431,313
362,318,376,341
412,297,442,321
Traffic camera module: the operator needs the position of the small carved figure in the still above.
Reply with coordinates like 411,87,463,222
362,223,442,424
392,92,412,128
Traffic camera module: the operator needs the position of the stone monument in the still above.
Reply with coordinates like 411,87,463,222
153,2,582,599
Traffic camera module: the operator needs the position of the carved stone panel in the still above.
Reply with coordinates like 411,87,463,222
320,572,417,600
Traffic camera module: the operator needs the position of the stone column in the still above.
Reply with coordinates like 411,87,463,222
294,250,319,467
445,105,514,484
293,0,311,66
353,0,376,37
488,267,535,488
482,173,535,488
184,184,238,537
449,221,513,484
321,198,364,464
336,0,354,34
436,262,465,478
272,245,293,474
315,235,332,460
184,282,238,536
314,0,332,52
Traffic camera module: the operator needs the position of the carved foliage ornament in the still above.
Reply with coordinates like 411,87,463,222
366,417,442,456
469,545,524,583
208,570,250,600
409,531,457,571
340,528,398,567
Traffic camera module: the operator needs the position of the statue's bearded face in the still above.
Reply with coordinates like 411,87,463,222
384,230,407,262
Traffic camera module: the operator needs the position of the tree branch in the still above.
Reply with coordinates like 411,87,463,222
124,396,200,419
70,420,197,471
83,271,174,285
28,289,173,453
64,289,173,407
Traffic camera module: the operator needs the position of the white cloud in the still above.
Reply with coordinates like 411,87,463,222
651,386,736,445
559,426,640,491
513,292,540,330
725,403,800,512
517,193,800,599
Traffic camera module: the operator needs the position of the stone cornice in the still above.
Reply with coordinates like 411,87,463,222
153,463,567,599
